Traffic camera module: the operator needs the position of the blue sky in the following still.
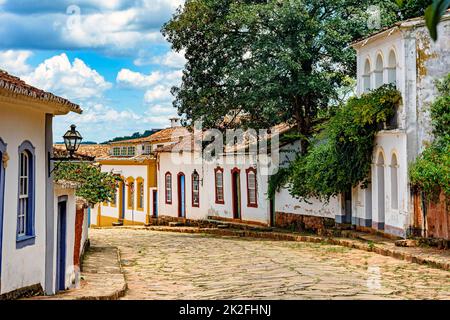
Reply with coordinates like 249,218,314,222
0,0,185,142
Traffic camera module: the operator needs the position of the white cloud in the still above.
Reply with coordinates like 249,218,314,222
135,49,186,68
54,101,177,142
116,69,163,88
23,53,112,101
144,85,173,103
0,0,185,54
0,50,33,75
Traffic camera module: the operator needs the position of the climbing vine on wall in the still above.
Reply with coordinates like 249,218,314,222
410,73,450,200
54,162,122,206
269,85,402,201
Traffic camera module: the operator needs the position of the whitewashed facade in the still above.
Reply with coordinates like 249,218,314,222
0,70,83,297
350,14,450,237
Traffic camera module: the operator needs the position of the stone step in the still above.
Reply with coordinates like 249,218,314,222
169,222,184,227
206,217,273,232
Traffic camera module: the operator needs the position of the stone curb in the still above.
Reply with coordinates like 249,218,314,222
111,226,450,272
74,247,128,301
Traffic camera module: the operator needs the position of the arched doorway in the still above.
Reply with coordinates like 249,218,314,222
177,173,186,218
391,154,399,210
231,168,241,220
376,152,385,230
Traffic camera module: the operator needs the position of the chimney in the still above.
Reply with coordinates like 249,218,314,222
170,117,180,128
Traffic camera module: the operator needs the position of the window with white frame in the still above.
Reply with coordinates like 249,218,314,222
18,151,29,237
113,147,120,156
192,171,200,207
387,50,397,87
363,59,371,93
374,54,384,89
144,144,152,155
128,146,136,156
17,141,35,244
215,168,224,204
121,147,127,156
165,172,172,204
246,168,257,207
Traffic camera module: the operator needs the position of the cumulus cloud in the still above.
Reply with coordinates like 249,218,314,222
0,50,33,75
0,0,185,54
135,49,186,68
54,101,177,142
23,53,112,101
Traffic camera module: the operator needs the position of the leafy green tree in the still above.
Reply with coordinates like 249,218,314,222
163,0,407,153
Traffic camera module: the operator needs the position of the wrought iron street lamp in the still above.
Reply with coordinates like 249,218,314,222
49,124,91,176
63,124,83,158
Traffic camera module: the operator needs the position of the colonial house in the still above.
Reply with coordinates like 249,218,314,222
154,13,449,239
274,13,450,238
156,124,291,226
90,118,189,227
0,69,87,298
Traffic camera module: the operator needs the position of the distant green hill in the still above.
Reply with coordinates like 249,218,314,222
103,129,162,144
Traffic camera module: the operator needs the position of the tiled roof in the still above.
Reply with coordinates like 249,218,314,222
0,69,82,114
97,154,155,162
351,10,450,47
53,144,109,160
157,123,295,154
110,126,190,145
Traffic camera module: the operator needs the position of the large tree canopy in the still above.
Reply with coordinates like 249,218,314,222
163,0,428,153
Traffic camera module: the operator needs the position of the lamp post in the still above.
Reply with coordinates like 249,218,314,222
49,124,89,175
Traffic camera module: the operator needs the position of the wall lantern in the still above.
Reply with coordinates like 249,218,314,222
63,124,83,158
49,124,91,176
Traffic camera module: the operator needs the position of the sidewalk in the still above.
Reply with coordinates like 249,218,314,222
29,246,127,300
114,225,450,272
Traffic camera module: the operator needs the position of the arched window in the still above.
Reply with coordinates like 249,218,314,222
388,50,397,87
374,54,384,89
127,177,135,210
214,167,224,204
246,168,258,208
192,171,200,208
376,152,385,229
17,141,35,247
363,59,371,93
390,154,399,210
165,172,172,204
136,178,144,211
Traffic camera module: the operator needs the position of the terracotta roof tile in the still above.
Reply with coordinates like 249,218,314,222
54,144,109,159
110,127,190,145
0,69,82,114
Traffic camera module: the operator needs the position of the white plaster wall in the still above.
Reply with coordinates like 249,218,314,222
205,154,270,225
371,131,409,234
157,151,207,220
0,104,47,294
356,32,407,129
100,164,149,224
158,151,271,224
275,188,340,220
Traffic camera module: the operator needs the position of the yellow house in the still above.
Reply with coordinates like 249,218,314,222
91,118,189,227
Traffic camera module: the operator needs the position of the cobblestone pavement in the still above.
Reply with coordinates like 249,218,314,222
90,228,450,300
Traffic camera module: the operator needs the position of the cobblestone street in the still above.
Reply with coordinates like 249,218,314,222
90,228,450,300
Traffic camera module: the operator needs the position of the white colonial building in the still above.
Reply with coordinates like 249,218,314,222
274,14,450,238
0,69,87,298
